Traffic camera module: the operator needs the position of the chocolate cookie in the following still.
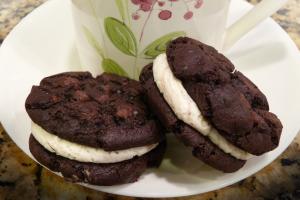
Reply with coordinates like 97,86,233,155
29,135,166,186
25,72,166,185
166,37,282,155
140,37,282,172
140,65,245,173
25,72,163,151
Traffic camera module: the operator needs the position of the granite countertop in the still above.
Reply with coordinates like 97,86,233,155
0,0,300,199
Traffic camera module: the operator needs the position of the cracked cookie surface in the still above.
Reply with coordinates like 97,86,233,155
167,37,282,155
25,72,164,151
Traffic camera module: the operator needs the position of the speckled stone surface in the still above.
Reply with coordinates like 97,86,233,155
0,0,300,199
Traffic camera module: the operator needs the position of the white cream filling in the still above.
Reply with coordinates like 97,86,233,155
153,53,253,160
31,122,158,163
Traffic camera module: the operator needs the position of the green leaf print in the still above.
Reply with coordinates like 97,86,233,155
102,58,128,77
104,17,137,56
142,31,186,59
82,26,105,59
115,0,126,23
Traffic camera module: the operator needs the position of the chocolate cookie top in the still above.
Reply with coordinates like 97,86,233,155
25,72,164,151
166,37,282,155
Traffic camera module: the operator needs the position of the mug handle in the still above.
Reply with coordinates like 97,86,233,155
222,0,288,51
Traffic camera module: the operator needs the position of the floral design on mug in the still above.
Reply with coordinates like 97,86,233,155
83,26,129,77
83,0,203,78
131,0,204,21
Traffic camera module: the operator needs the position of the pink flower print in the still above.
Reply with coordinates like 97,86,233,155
159,10,172,20
158,1,165,7
131,0,141,5
131,0,155,20
141,3,152,11
184,11,193,20
131,0,155,10
130,0,204,21
194,0,203,9
132,12,140,20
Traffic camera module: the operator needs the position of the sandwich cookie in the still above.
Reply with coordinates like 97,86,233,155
26,72,165,185
140,37,282,172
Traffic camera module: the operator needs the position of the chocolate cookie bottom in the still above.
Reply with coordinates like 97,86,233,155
29,135,166,186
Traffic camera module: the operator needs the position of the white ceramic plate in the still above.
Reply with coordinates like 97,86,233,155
0,0,300,198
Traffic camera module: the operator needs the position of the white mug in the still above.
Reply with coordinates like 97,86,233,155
71,0,287,79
